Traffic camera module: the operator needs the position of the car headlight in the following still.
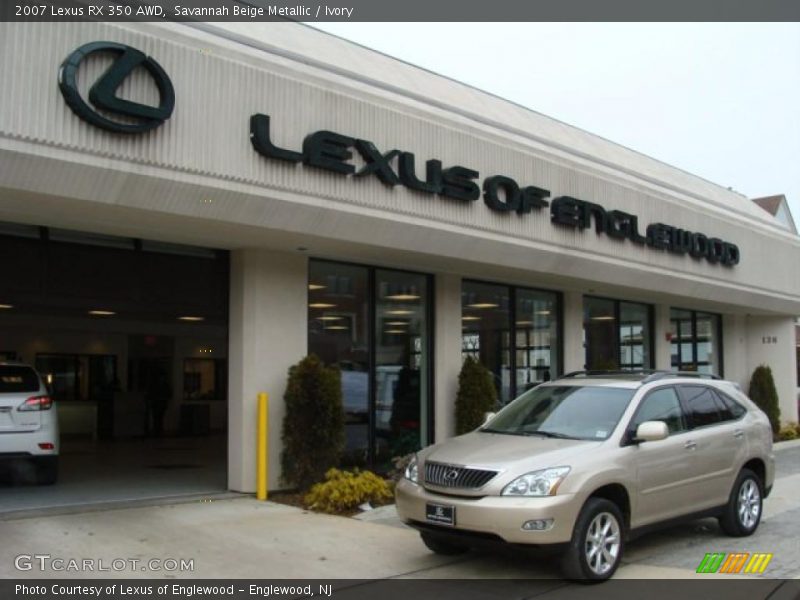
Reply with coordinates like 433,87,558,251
404,454,419,484
501,467,570,496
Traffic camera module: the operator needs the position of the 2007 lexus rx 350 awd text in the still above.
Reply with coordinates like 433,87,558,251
0,362,59,484
395,371,774,581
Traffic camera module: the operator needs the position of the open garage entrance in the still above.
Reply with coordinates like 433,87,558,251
0,222,229,513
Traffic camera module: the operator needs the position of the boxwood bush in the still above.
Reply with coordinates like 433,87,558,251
455,356,498,435
748,364,781,435
280,354,345,490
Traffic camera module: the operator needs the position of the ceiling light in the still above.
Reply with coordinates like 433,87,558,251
385,310,413,315
309,303,336,309
385,294,420,301
535,310,551,315
316,316,344,321
308,284,326,291
385,321,408,326
326,325,348,330
386,329,407,334
462,316,481,321
89,310,115,316
0,304,13,309
516,320,532,326
179,316,204,322
468,303,499,309
590,316,615,321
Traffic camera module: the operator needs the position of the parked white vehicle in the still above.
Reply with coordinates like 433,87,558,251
0,362,59,484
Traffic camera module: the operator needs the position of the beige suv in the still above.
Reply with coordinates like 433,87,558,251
395,372,774,581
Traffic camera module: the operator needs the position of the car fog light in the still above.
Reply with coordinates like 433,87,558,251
522,519,554,531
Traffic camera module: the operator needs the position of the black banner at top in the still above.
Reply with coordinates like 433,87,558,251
2,0,800,22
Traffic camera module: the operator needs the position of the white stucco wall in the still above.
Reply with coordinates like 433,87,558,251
228,248,307,492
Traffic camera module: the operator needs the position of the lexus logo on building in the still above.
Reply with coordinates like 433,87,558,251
58,41,175,134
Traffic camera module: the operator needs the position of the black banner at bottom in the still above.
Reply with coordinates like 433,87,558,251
3,579,800,600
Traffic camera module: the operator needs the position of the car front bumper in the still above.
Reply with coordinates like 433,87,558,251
395,478,579,545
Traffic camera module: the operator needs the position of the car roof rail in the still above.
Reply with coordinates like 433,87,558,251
555,370,721,383
557,369,658,380
641,371,721,383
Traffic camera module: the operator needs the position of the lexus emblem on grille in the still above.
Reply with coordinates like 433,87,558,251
445,469,460,481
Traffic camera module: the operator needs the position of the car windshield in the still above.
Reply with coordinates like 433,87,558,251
481,384,635,441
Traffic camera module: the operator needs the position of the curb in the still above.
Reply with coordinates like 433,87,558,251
774,438,800,452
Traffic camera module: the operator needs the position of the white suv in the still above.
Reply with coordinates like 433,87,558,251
0,362,59,484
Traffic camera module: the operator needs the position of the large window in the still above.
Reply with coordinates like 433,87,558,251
308,260,431,469
583,297,653,371
35,353,117,402
670,309,722,376
462,281,560,405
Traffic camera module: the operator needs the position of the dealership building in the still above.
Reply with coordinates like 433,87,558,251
0,20,798,497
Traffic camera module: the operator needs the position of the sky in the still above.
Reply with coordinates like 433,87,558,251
309,23,800,225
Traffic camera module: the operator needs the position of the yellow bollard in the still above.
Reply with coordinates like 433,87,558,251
257,392,268,500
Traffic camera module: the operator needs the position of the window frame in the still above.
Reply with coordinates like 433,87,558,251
308,257,435,468
622,384,688,446
676,384,742,430
462,277,564,403
584,295,655,372
669,308,724,377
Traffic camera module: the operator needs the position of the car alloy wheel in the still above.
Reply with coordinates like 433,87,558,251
584,511,621,576
719,468,763,537
737,478,761,530
561,497,625,581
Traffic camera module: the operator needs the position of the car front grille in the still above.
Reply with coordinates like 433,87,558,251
424,461,498,489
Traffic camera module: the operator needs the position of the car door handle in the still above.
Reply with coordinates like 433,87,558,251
734,429,744,439
684,440,697,450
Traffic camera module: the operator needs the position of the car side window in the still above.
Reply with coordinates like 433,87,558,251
713,389,746,421
632,387,686,434
681,385,723,428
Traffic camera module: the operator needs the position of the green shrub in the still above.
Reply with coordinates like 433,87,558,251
281,355,345,490
304,468,393,514
455,356,498,435
748,365,781,435
778,423,798,441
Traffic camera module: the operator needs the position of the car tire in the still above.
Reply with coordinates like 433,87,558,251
35,456,58,486
718,468,763,537
560,498,625,582
419,532,468,556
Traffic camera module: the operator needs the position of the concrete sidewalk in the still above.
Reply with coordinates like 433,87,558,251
0,494,693,580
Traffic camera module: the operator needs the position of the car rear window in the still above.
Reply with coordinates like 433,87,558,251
0,366,40,393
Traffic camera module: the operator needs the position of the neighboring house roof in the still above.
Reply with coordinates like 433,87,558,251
752,194,798,234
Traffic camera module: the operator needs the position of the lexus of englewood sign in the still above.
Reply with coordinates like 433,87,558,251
250,114,741,267
58,42,741,267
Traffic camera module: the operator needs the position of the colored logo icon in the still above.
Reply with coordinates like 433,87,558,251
696,552,773,574
58,41,175,134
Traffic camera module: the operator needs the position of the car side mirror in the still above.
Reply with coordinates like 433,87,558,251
635,421,669,443
483,411,496,425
